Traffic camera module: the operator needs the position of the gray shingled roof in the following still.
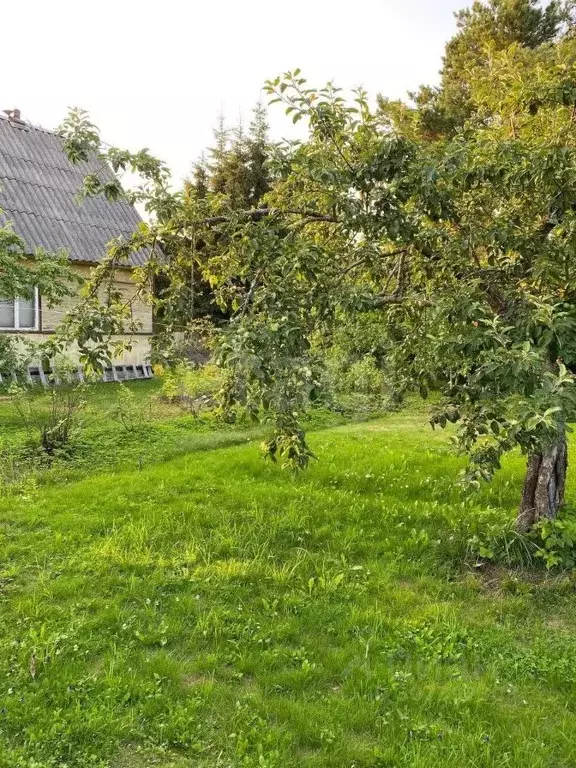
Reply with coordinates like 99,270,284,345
0,114,146,267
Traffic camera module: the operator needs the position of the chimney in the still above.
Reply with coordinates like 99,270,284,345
2,108,23,122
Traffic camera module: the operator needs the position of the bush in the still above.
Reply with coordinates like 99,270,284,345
10,358,86,457
109,382,151,433
344,356,386,396
467,507,576,570
0,334,35,384
158,362,221,413
322,350,392,413
532,508,576,569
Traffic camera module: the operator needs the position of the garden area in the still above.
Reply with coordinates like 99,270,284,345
1,378,576,767
4,0,576,765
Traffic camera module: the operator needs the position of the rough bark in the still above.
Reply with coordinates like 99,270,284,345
516,436,568,532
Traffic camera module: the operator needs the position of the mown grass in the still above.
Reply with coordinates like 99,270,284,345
1,402,576,767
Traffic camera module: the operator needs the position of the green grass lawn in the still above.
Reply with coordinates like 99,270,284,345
2,402,576,767
0,379,380,488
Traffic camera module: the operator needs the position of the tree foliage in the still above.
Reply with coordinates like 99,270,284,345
187,104,272,211
55,8,576,528
0,213,81,373
150,106,275,346
0,216,79,306
379,0,570,138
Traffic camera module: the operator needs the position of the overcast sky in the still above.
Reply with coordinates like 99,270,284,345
4,0,465,184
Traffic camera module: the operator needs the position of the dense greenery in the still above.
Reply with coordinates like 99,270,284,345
192,104,272,210
56,10,576,528
155,105,274,328
379,0,569,137
2,391,576,767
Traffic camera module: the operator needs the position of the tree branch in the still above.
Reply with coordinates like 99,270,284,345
369,293,430,308
239,269,263,319
194,207,340,226
339,248,408,277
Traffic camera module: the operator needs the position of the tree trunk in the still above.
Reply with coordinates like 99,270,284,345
516,437,567,532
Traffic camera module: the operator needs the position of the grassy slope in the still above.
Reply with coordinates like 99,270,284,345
1,408,576,767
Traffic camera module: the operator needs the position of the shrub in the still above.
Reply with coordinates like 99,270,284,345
109,382,151,433
0,335,35,384
344,356,385,396
467,507,576,571
159,362,221,413
321,350,392,413
532,508,576,569
10,358,86,457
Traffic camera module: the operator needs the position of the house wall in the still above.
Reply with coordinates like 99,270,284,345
6,262,153,366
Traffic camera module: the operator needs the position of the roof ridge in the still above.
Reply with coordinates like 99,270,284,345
0,112,60,137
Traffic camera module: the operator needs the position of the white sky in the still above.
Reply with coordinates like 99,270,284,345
3,0,465,185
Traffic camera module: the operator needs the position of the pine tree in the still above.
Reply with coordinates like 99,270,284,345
246,102,271,207
190,154,209,200
208,113,230,195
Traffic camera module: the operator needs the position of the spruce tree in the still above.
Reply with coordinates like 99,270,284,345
246,102,271,207
223,119,253,209
196,105,272,210
208,113,230,195
190,154,209,200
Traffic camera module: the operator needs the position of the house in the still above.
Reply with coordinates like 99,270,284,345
0,110,153,379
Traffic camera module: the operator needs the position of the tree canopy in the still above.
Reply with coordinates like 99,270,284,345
379,0,571,138
169,105,274,331
55,2,576,529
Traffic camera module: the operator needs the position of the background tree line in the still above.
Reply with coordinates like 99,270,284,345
152,104,273,338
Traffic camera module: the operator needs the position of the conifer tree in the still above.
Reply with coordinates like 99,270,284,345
208,113,230,196
246,102,271,207
201,105,272,210
189,154,209,200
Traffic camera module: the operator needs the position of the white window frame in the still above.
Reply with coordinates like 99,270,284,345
0,288,39,331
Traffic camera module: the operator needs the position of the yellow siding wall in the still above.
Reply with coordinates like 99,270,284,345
8,262,153,366
41,263,153,334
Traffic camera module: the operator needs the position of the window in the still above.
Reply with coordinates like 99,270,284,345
0,290,39,330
